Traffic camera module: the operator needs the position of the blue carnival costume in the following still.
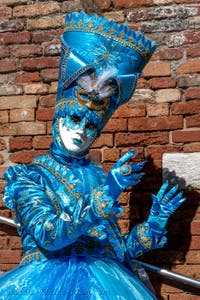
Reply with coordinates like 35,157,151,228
0,12,185,299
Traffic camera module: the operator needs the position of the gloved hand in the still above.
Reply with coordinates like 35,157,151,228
147,181,186,233
106,149,145,200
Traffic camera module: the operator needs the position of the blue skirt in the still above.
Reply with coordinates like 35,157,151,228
0,256,157,299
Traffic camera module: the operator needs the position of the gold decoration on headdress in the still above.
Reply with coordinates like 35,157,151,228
77,88,110,111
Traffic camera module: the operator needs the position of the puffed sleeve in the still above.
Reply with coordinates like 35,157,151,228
124,222,167,258
3,165,105,251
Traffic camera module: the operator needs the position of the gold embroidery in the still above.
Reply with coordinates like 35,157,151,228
64,25,150,60
137,224,152,249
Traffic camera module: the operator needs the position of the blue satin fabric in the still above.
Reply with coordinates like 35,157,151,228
0,142,167,298
0,256,156,299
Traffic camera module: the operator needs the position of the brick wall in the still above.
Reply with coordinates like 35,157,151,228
0,0,199,299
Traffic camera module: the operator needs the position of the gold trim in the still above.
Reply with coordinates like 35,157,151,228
64,25,150,60
77,88,110,111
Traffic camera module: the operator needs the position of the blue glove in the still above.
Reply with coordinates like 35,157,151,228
147,181,186,233
106,149,145,200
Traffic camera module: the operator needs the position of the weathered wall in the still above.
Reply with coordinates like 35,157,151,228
0,0,199,299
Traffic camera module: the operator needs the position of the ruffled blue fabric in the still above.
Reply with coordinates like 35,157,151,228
0,256,156,300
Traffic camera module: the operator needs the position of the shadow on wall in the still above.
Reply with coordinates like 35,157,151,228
129,156,200,299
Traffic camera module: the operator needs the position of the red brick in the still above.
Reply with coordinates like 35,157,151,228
1,122,46,136
10,44,42,58
136,78,149,89
13,3,60,18
21,57,59,71
9,236,22,250
10,150,47,164
0,139,6,151
47,121,52,135
187,46,200,58
0,154,4,165
0,7,12,19
39,94,56,108
115,132,169,147
0,45,9,58
9,137,32,151
171,100,200,115
0,59,19,73
103,148,120,161
92,134,113,148
32,29,62,43
0,182,5,194
186,251,200,264
115,0,153,8
0,0,27,4
87,149,102,163
36,108,54,121
113,103,146,118
158,48,183,60
172,130,200,143
186,114,200,128
0,32,31,45
128,116,183,131
143,62,171,77
177,75,200,87
184,143,200,152
40,68,59,83
33,136,52,149
169,294,200,300
184,32,200,44
175,0,200,3
0,95,37,110
189,236,200,250
103,118,127,132
10,108,35,122
147,103,169,117
176,60,200,74
146,145,183,160
150,77,176,89
172,264,200,280
185,87,200,99
24,83,49,95
0,111,9,123
0,250,22,264
118,219,130,235
190,221,200,235
118,191,131,206
13,71,40,84
43,41,61,56
0,237,8,249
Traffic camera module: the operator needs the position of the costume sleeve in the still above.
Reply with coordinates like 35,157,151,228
124,221,167,258
3,165,105,251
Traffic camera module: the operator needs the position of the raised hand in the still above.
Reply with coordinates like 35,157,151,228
147,181,186,233
106,149,145,200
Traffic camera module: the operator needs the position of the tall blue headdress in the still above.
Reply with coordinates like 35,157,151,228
55,11,156,133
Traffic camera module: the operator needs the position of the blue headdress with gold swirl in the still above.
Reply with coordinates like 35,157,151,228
55,11,156,133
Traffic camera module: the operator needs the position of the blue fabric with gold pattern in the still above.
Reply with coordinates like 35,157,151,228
55,11,156,134
0,11,185,300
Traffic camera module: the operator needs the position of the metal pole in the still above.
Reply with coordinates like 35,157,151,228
132,259,200,289
0,215,19,228
1,215,200,289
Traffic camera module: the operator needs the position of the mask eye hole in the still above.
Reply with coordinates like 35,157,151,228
85,121,96,130
70,114,82,124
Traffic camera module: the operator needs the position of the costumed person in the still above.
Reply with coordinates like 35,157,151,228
0,12,185,299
